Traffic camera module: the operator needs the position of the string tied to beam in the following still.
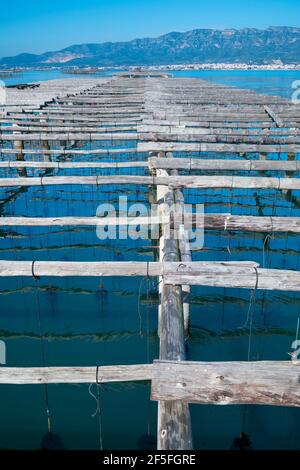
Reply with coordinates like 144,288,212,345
262,213,275,268
88,366,103,451
137,262,151,336
31,260,40,281
233,267,259,450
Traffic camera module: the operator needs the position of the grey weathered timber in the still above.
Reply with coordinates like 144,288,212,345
149,157,300,172
0,161,146,169
0,215,167,227
141,133,300,144
3,260,300,291
0,213,299,233
1,175,300,190
0,132,138,141
201,213,300,233
264,105,284,127
151,360,300,407
163,262,300,291
139,124,300,136
158,189,193,451
0,364,152,384
2,125,137,132
138,142,300,153
174,188,192,337
0,148,139,155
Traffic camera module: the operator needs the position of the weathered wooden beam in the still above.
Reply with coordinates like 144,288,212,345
138,124,300,137
151,360,300,407
0,161,147,169
138,142,300,153
0,364,152,384
0,213,298,233
143,119,299,129
0,148,139,155
1,175,300,190
2,125,137,133
0,215,167,227
163,262,300,291
264,105,284,128
149,157,300,172
142,133,300,144
0,132,138,141
201,213,300,233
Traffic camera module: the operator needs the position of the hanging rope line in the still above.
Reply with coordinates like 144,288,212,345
33,270,51,434
88,366,103,451
234,267,259,450
239,267,259,330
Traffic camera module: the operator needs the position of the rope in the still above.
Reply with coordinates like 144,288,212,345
146,271,151,439
239,267,259,437
31,261,40,280
33,274,51,433
262,195,276,268
240,267,259,330
137,262,151,336
295,317,300,347
88,380,103,451
262,232,274,268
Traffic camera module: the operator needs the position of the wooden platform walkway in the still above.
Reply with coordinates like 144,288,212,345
1,76,300,450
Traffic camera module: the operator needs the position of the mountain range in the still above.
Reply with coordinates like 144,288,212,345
1,26,300,67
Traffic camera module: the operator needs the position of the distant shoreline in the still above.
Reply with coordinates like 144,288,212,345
143,64,300,71
1,64,300,75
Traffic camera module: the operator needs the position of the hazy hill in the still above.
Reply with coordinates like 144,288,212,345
1,26,300,67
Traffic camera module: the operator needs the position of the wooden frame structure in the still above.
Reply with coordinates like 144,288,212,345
1,76,300,450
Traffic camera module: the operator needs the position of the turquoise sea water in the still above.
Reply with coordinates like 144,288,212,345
0,70,300,450
2,68,300,98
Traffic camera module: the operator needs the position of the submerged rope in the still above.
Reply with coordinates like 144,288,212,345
33,274,51,433
239,267,259,440
88,367,103,451
136,262,153,440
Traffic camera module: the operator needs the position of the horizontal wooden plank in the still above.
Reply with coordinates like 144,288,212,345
0,260,300,291
264,105,284,128
0,215,167,226
0,132,138,141
1,213,299,233
0,213,300,233
164,263,300,291
0,148,140,155
1,175,300,190
0,364,152,384
151,360,300,407
0,161,146,169
139,125,299,137
149,157,300,172
202,213,300,233
0,260,258,278
138,142,300,153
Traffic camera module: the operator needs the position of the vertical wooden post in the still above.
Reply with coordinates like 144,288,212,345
13,125,27,176
167,151,191,338
174,188,191,338
42,140,51,162
156,153,193,450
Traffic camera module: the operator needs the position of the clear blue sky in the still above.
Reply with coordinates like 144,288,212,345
1,0,299,57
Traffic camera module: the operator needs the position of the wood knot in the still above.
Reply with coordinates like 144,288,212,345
176,382,187,388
